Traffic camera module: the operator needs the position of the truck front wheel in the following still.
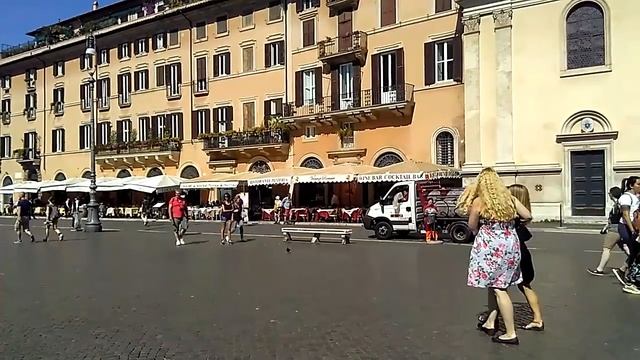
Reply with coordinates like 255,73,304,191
374,221,393,240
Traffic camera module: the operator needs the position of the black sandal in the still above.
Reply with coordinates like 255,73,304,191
476,318,498,337
492,335,519,345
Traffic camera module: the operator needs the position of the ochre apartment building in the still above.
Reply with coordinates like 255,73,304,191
0,0,464,204
459,0,634,222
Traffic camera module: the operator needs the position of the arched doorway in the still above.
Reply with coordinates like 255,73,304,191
147,167,163,177
299,157,325,207
248,160,271,216
54,172,67,181
373,151,405,203
180,166,200,205
82,171,92,179
117,169,132,178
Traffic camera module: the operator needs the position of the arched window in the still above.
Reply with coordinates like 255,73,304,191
147,168,163,177
2,176,13,187
180,165,199,179
117,169,132,178
374,152,403,168
301,157,324,169
81,171,92,179
435,131,455,166
54,173,67,181
249,160,271,173
566,2,605,70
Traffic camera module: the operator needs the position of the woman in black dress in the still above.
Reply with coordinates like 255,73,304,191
220,193,233,245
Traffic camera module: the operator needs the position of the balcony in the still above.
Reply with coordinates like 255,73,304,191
24,107,36,121
14,148,41,165
1,111,10,125
98,97,110,111
118,93,131,108
52,101,64,116
201,129,290,158
166,85,181,100
283,84,415,125
326,0,359,12
193,80,209,96
95,138,181,169
318,31,367,69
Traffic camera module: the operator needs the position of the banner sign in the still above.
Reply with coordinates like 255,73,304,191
247,177,291,186
180,181,239,189
296,174,352,183
357,173,426,183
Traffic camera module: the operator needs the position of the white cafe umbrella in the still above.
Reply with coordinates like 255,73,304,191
126,175,183,194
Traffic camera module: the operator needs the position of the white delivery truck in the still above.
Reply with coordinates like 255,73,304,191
363,179,474,243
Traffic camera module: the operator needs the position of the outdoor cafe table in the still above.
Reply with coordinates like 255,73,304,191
341,208,359,222
315,208,337,222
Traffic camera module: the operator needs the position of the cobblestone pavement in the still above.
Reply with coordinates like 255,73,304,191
1,218,639,359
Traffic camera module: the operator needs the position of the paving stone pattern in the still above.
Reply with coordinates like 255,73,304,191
0,220,639,359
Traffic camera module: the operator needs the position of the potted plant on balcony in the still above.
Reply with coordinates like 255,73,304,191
12,148,25,160
338,125,354,148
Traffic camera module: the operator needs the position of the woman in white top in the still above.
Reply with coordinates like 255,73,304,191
612,176,640,294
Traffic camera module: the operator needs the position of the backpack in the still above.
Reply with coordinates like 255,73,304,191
609,202,622,225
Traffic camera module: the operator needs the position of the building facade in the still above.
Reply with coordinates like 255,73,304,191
459,0,634,222
0,0,464,203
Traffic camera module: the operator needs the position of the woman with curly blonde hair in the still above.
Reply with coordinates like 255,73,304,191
457,168,532,345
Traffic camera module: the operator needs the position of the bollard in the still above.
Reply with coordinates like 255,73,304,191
559,203,564,228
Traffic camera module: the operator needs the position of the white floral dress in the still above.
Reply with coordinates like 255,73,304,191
467,220,522,289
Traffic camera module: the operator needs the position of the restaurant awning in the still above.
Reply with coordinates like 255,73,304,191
296,163,377,184
12,181,48,194
38,178,87,192
127,175,183,193
357,160,460,183
65,177,123,193
180,173,239,190
247,167,317,186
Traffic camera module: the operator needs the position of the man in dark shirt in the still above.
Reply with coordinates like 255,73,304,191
14,193,35,243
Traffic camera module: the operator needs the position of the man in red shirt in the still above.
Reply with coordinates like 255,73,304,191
168,190,187,246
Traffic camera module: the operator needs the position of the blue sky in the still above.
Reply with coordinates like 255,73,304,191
0,0,120,45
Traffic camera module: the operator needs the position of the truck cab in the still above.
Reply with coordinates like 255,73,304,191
363,179,473,242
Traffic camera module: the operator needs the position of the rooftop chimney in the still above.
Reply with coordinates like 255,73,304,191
93,1,99,11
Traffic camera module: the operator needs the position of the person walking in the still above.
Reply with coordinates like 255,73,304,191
140,196,151,226
273,195,282,224
612,176,640,294
457,168,532,345
168,190,187,246
14,193,36,244
44,198,64,242
588,186,625,276
281,195,292,225
230,194,245,242
220,193,234,245
71,197,82,231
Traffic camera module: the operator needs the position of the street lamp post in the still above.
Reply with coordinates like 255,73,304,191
84,34,102,232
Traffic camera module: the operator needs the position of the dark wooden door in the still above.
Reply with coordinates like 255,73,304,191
571,150,605,216
338,11,353,51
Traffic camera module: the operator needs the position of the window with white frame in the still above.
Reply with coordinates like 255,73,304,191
156,115,166,138
80,54,93,70
214,52,230,77
54,61,65,77
24,132,37,159
216,16,228,34
154,33,166,50
136,38,148,55
195,22,207,40
98,122,111,145
241,11,254,28
169,113,181,138
1,75,10,90
195,57,208,93
53,88,64,113
0,136,11,158
99,49,110,65
266,41,284,68
118,43,131,60
80,83,91,111
167,63,181,97
97,78,110,109
138,117,149,141
435,131,455,166
52,129,64,153
168,30,179,47
435,40,454,82
25,93,37,111
1,99,10,114
196,110,208,136
304,125,316,139
134,69,149,91
268,1,282,22
118,120,131,143
118,73,132,106
302,0,314,11
303,69,316,105
79,124,91,150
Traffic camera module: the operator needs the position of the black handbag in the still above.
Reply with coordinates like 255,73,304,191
516,223,532,242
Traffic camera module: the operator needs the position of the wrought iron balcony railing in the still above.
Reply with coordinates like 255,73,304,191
95,139,182,156
202,129,289,150
318,31,367,62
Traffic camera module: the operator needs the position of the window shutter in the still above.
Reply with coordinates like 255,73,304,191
152,35,158,50
23,133,28,151
151,116,159,138
60,88,65,103
204,109,211,133
156,65,165,87
213,55,220,77
294,70,303,107
118,45,123,60
117,121,123,143
380,0,396,27
330,68,338,110
162,33,167,47
134,40,140,56
225,106,233,131
225,53,231,74
197,57,206,80
371,54,381,105
275,98,283,116
117,75,123,96
395,48,405,101
353,65,361,107
452,36,463,82
265,43,271,68
191,110,198,138
61,129,65,152
296,0,302,13
52,129,57,152
264,100,271,124
53,65,58,77
24,94,29,110
178,113,184,140
312,0,320,7
278,41,285,65
424,42,436,86
79,126,85,149
177,63,182,84
212,108,219,133
134,72,140,91
314,67,323,105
